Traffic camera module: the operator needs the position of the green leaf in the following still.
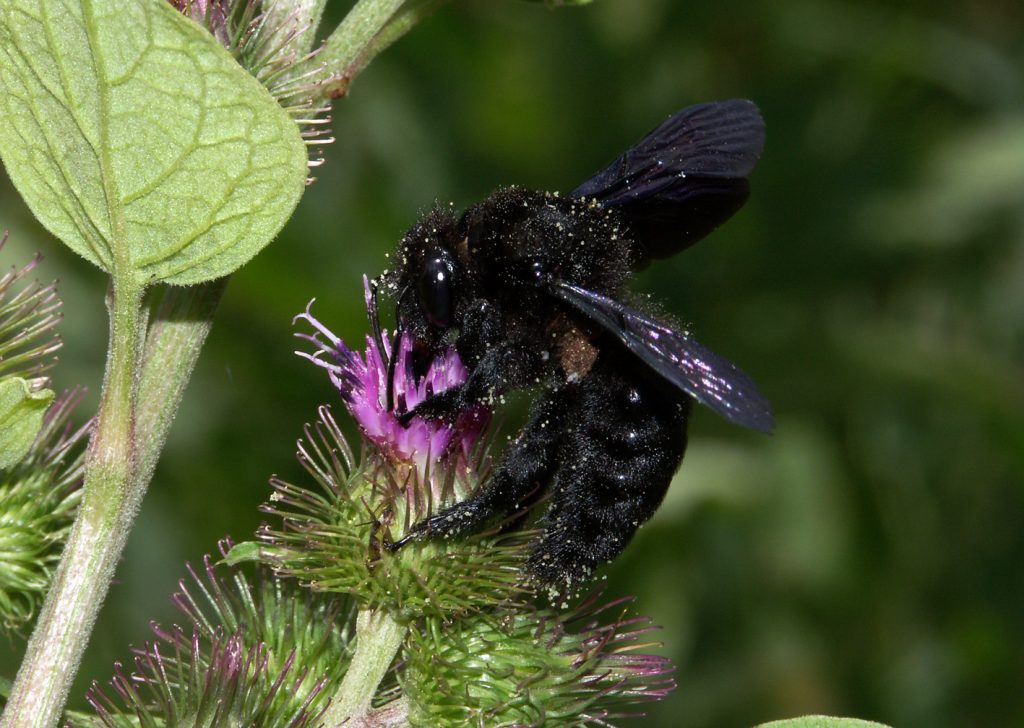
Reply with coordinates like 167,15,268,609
0,378,53,469
0,0,307,286
757,717,893,728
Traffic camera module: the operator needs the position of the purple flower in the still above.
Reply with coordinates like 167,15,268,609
295,278,489,476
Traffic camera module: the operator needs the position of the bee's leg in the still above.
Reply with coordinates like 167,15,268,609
398,297,543,425
527,368,691,588
397,342,545,425
389,385,573,548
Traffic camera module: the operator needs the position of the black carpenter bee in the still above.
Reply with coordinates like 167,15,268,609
380,99,773,588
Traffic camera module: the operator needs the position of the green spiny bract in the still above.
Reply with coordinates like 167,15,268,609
0,389,86,634
0,235,62,386
402,595,676,727
79,542,354,727
254,406,532,621
0,234,65,470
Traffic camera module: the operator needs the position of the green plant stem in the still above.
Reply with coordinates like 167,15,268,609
1,278,145,728
134,279,227,482
362,697,410,726
322,608,407,727
316,0,407,98
364,0,451,63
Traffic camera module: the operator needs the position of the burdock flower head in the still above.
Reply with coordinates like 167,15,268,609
82,540,350,727
255,280,520,621
295,277,489,482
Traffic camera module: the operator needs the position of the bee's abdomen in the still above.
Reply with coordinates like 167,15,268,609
528,361,691,587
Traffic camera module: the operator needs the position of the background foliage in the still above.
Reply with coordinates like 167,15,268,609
1,0,1022,726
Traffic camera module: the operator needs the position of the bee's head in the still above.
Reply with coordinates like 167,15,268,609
386,205,466,351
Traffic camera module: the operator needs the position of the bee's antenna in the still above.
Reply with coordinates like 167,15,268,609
368,275,388,367
386,329,400,413
369,276,401,414
386,285,410,414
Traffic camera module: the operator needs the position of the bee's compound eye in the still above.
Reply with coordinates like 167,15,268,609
418,254,455,328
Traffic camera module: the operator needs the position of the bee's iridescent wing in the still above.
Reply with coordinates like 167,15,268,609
551,281,774,433
571,99,765,262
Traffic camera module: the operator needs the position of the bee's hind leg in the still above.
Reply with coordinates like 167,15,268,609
527,367,691,588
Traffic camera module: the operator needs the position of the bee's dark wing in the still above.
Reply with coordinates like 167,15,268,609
570,99,764,263
551,281,774,433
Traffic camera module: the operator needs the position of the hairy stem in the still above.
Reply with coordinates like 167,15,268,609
321,608,407,726
1,278,145,728
316,0,407,98
362,0,450,64
134,279,227,483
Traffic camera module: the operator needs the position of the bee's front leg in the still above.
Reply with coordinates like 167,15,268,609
396,342,545,425
395,384,470,425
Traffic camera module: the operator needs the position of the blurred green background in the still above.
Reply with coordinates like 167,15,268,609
2,0,1023,725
